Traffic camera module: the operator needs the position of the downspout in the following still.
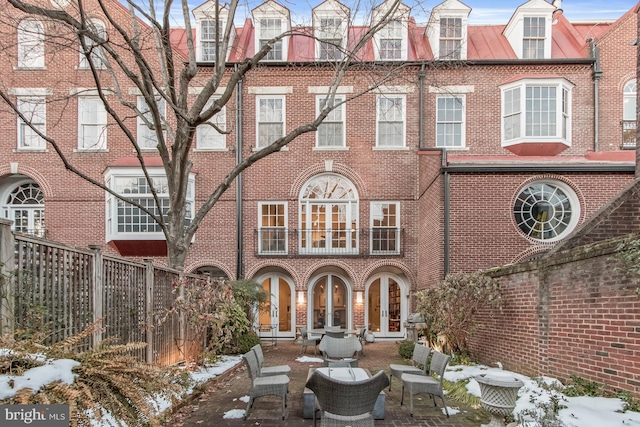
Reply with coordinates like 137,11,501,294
443,149,449,276
235,64,244,279
418,64,426,149
589,38,602,152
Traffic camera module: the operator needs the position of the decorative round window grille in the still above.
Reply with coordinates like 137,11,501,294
513,181,579,242
7,182,44,205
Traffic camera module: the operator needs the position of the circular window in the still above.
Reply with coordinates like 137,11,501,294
513,180,579,242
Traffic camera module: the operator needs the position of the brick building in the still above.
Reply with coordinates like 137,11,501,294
0,0,637,342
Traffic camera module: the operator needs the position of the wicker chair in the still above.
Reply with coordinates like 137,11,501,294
325,330,346,338
400,350,451,417
357,327,367,356
305,369,389,427
318,336,362,367
299,327,320,356
242,349,290,420
388,343,431,391
251,344,291,377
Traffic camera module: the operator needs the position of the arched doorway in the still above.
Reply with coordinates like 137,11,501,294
1,178,45,237
309,274,351,329
256,274,295,339
366,273,407,338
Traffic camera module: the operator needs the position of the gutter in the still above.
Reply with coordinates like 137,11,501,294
443,150,450,276
441,164,634,173
588,38,603,152
235,65,244,279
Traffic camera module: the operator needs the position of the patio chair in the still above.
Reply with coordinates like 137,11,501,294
400,350,451,417
242,349,290,420
357,327,367,356
318,335,362,367
299,327,320,356
325,330,346,338
388,343,431,391
251,344,291,377
305,369,389,427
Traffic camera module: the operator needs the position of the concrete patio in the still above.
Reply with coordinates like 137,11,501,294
164,339,490,426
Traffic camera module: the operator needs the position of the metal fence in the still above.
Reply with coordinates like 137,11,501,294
0,218,198,366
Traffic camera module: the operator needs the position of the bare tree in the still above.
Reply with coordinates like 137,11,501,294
0,0,412,269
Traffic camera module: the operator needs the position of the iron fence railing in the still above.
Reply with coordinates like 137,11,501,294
622,120,636,149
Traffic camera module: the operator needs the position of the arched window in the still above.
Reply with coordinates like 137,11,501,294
79,19,106,68
623,80,637,121
3,182,45,237
17,19,44,68
299,173,358,254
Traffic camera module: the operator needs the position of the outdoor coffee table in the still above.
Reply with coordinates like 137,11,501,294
303,367,386,419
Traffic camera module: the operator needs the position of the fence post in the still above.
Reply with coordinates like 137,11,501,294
89,245,103,347
0,219,15,336
145,259,154,364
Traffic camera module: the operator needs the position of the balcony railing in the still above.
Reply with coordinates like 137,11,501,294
254,228,404,257
622,120,636,149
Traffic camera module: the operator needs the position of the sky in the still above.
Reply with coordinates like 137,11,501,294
3,350,640,426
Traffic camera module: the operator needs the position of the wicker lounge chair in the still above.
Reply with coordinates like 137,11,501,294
242,349,290,420
318,335,362,367
251,344,291,377
388,343,431,391
305,369,389,427
299,327,320,356
400,350,451,417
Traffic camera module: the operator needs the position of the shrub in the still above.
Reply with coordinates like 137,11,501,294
237,330,261,354
397,340,415,360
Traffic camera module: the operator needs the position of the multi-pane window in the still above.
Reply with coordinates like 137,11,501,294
259,202,287,254
78,97,107,150
259,18,283,60
79,20,106,68
196,99,226,150
106,173,194,237
137,96,166,149
436,95,464,147
376,95,405,147
200,20,223,62
439,17,462,60
317,18,342,60
501,80,572,144
17,97,46,150
317,96,345,148
623,80,637,147
257,96,284,148
3,182,45,237
371,202,399,254
379,21,403,60
523,17,545,59
17,19,44,68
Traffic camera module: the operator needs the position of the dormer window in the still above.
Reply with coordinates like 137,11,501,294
523,17,545,59
317,18,343,60
372,0,409,61
200,19,223,62
253,1,290,62
439,17,462,59
193,2,232,63
379,21,403,60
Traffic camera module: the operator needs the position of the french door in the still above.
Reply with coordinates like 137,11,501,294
311,275,349,329
258,275,295,338
367,275,405,338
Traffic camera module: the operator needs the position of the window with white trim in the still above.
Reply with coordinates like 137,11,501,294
200,19,223,62
316,95,345,148
436,95,465,148
257,96,284,148
259,18,283,60
623,80,636,121
196,99,226,150
523,17,545,59
370,202,399,254
501,79,572,145
379,21,403,60
2,181,45,237
316,17,343,60
137,96,166,149
17,97,46,150
258,202,287,254
17,19,44,68
513,180,579,242
376,94,405,148
105,169,194,240
79,19,106,69
439,17,462,60
78,96,107,150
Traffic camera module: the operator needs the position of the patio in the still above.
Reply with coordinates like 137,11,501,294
164,340,489,426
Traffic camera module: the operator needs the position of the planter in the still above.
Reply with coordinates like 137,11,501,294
475,372,524,427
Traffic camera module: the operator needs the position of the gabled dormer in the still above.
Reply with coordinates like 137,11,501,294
313,0,350,61
252,0,291,61
193,1,234,63
503,0,555,60
372,0,410,61
426,0,471,60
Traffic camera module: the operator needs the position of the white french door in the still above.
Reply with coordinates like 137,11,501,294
258,275,295,338
367,275,405,338
310,275,350,329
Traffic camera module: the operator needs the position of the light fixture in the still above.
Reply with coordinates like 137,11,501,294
356,291,363,304
298,291,305,304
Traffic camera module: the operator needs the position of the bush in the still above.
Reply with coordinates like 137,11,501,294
237,330,261,354
397,340,415,360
